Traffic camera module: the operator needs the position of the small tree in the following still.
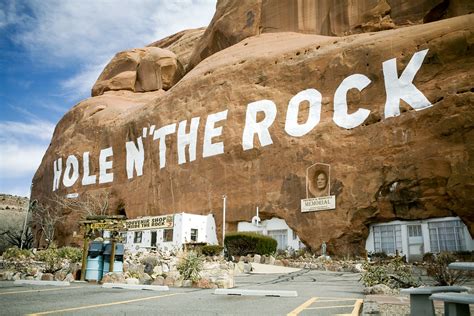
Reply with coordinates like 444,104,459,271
0,227,33,249
31,202,65,248
51,191,110,218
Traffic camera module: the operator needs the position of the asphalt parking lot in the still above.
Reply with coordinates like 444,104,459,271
0,269,364,315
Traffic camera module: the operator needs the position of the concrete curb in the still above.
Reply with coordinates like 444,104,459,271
14,280,70,286
102,283,170,291
249,263,301,274
214,289,298,297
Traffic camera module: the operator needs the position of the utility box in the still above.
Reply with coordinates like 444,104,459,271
85,241,104,281
102,243,124,274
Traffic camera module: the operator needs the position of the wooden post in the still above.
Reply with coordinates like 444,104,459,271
80,225,90,281
109,238,116,272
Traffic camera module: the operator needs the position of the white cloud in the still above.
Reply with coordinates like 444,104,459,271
0,143,49,178
8,0,216,100
0,2,32,29
0,120,55,142
0,119,54,180
60,60,109,100
13,0,216,63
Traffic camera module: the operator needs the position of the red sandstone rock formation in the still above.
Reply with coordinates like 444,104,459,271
32,1,474,255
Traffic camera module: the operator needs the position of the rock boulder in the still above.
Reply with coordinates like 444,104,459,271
92,47,184,96
31,2,474,255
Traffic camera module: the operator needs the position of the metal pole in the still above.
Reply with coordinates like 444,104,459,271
20,184,33,249
222,195,227,246
256,206,259,226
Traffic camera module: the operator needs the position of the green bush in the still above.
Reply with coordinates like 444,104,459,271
177,250,203,282
57,246,82,263
224,232,277,256
201,245,223,256
2,247,33,260
360,257,420,289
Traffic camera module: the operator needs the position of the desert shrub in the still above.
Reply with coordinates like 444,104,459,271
225,232,277,256
422,252,435,262
426,252,473,285
140,255,159,267
2,247,34,273
453,251,474,262
177,250,203,282
36,245,63,273
361,256,420,289
201,245,223,256
57,246,82,263
368,252,391,263
2,247,33,260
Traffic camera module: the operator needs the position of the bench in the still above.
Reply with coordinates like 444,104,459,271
401,286,469,316
430,292,474,316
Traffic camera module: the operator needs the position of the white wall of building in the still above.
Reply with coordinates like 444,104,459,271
366,216,473,262
123,213,218,253
237,217,304,250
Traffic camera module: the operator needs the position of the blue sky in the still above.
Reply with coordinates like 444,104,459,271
0,0,216,197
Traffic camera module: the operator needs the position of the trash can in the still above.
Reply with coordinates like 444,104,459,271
102,243,124,274
85,241,104,281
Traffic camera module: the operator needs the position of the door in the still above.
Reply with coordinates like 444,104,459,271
407,225,424,262
151,231,157,248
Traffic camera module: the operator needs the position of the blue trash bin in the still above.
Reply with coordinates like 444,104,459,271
85,241,104,281
102,243,124,274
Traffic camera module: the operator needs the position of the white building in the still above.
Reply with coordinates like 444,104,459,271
366,216,474,262
237,217,304,251
122,213,218,252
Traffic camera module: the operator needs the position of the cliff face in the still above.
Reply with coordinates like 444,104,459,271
32,1,473,254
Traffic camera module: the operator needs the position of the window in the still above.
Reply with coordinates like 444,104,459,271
163,229,173,242
373,225,402,255
292,230,298,240
133,231,142,243
408,225,422,237
268,229,288,250
120,232,127,242
190,229,198,242
429,220,466,252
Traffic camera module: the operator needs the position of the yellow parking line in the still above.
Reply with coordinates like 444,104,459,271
316,299,358,302
26,293,182,315
0,286,84,296
306,304,355,310
287,297,318,316
351,299,363,316
315,297,359,300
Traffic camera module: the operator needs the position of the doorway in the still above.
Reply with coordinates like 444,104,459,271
407,225,424,262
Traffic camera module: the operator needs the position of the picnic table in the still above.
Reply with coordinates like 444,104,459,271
429,261,474,316
448,262,474,271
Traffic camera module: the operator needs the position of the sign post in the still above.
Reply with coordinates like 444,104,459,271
222,195,227,246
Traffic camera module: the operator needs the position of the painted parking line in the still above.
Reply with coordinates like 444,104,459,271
287,297,363,316
26,292,183,315
306,304,356,310
287,297,318,316
0,286,84,296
